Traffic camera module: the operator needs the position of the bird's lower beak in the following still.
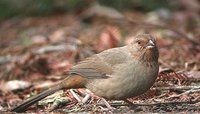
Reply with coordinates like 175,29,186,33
146,40,155,49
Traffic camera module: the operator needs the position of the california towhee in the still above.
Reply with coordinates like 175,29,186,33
11,34,159,112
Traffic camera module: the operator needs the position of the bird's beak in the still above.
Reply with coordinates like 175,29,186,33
146,40,155,49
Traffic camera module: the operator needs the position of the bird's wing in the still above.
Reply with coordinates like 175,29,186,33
68,55,113,79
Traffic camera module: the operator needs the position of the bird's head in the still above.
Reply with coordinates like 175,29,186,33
128,34,159,63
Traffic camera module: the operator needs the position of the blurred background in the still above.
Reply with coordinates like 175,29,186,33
0,0,198,17
0,0,199,18
0,0,199,68
0,0,200,113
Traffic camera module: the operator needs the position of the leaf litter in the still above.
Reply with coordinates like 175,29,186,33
0,3,199,113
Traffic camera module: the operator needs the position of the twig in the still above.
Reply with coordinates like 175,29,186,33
97,100,200,107
82,94,91,104
165,89,200,100
69,89,81,102
35,44,77,54
152,86,200,91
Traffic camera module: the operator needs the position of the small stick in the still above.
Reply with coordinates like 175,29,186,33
82,94,91,104
97,100,200,107
69,89,81,102
152,86,200,91
165,89,200,100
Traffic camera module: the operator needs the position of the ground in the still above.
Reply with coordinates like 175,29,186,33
0,4,200,113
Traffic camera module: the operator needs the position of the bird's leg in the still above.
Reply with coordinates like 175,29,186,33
124,99,134,105
77,89,114,110
98,98,113,110
124,99,140,110
77,89,100,101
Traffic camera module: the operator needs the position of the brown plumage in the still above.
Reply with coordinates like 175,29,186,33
11,34,159,112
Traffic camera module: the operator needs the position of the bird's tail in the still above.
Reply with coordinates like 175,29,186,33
11,85,63,113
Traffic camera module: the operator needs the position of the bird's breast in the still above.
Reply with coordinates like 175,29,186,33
86,61,158,100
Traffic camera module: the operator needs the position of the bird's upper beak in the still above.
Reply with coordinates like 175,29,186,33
146,40,155,49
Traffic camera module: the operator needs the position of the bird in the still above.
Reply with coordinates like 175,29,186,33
11,34,159,112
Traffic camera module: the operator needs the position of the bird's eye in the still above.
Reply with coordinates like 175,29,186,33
137,41,141,45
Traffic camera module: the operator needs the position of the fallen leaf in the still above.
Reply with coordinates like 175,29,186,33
97,26,121,52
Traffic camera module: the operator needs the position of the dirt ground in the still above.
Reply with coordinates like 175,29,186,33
0,4,200,113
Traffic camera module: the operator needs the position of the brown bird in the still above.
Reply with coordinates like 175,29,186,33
11,34,159,112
